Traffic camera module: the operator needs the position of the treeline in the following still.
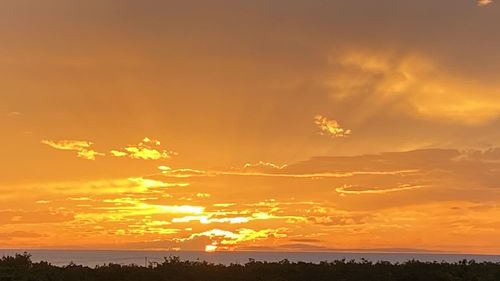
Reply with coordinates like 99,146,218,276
1,253,500,281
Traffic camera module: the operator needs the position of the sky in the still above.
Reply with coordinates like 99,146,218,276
1,0,500,254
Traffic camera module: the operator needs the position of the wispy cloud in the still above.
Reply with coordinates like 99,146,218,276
314,115,351,137
335,184,423,196
110,137,176,160
158,165,417,179
41,140,104,160
327,50,500,125
243,161,287,172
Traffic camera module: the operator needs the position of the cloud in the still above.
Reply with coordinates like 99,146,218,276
42,140,92,151
170,210,304,225
172,216,250,224
110,137,176,160
243,161,287,172
335,184,423,195
158,165,415,179
96,198,205,217
77,149,105,160
4,148,500,252
478,0,493,6
327,51,500,125
158,166,208,178
42,137,175,161
41,140,104,160
128,177,189,188
314,115,351,137
306,207,371,226
178,228,288,251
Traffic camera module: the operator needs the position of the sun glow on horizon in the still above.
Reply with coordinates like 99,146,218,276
205,245,218,252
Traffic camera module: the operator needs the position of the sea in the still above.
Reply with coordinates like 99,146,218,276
1,250,500,267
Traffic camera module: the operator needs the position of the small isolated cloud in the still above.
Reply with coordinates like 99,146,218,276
41,140,104,160
477,0,493,6
111,137,176,160
314,115,351,137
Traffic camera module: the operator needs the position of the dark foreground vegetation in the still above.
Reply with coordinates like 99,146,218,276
1,253,500,281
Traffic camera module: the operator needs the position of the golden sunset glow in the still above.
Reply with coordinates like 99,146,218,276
1,0,500,255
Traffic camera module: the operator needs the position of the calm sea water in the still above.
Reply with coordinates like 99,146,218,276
1,250,499,267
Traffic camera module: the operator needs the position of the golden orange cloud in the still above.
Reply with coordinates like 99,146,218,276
327,51,500,125
111,137,176,160
41,137,176,161
314,115,351,138
41,140,104,160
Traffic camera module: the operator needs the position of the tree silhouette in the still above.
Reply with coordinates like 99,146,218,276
0,253,499,281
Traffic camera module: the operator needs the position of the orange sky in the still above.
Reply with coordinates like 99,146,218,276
1,0,500,254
